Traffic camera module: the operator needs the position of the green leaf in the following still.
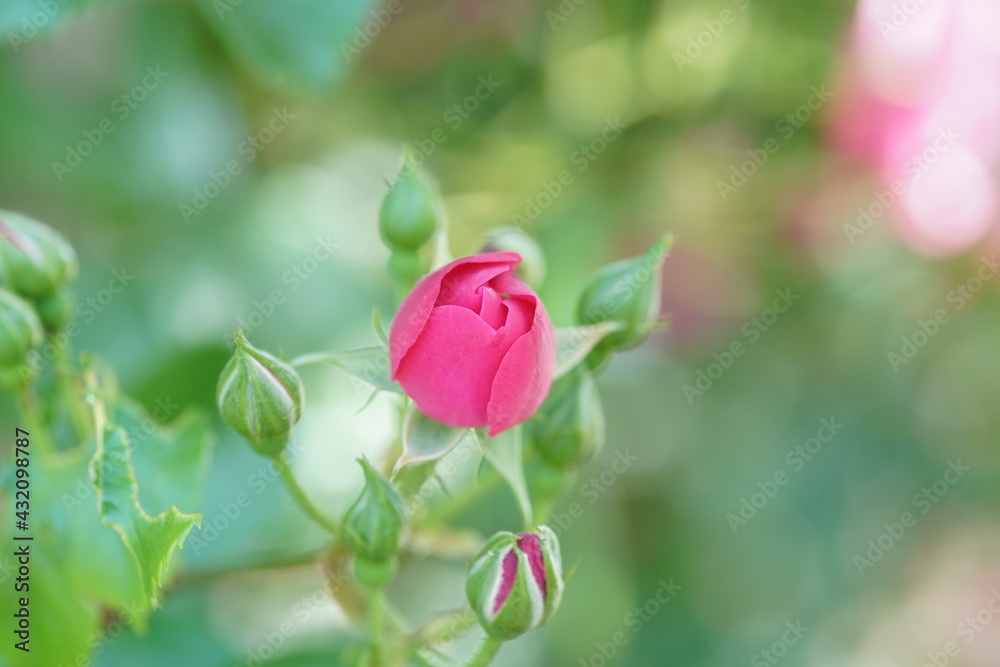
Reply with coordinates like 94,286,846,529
476,426,533,528
554,322,624,378
295,347,403,395
194,0,370,91
395,407,474,472
91,426,202,609
0,545,99,667
115,398,214,515
0,450,102,667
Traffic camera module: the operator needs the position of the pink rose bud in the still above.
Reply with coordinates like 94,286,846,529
389,252,556,436
466,526,564,639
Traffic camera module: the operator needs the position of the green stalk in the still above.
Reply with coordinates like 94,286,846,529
274,454,340,536
52,338,90,442
15,385,53,455
369,588,385,666
465,636,503,667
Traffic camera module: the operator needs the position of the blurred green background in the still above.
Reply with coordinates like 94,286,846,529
3,0,1000,665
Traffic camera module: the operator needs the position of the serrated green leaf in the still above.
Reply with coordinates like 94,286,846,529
91,426,202,609
194,0,369,91
553,322,624,378
395,407,474,473
476,426,533,528
115,398,214,515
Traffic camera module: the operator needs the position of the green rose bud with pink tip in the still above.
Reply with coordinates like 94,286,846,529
466,526,563,640
0,211,78,300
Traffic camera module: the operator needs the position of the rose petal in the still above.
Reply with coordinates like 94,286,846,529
500,295,534,339
486,300,556,436
489,270,538,299
439,259,517,309
494,547,519,613
517,533,547,601
389,251,521,377
395,305,507,427
478,286,507,330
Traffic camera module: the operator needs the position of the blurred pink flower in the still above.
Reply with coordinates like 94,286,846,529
831,0,1000,255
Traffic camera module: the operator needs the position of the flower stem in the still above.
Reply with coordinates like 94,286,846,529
52,337,89,442
15,385,53,455
369,588,385,666
465,635,503,667
274,455,340,536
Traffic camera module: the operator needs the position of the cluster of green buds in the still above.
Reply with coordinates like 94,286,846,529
216,331,305,457
576,235,670,368
0,210,79,384
379,145,443,293
341,458,407,588
466,526,564,640
525,365,606,515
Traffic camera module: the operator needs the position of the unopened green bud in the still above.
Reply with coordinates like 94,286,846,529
483,227,546,288
467,526,563,640
0,288,43,370
379,146,442,253
343,458,407,569
528,367,604,470
387,250,422,290
0,211,78,299
36,287,76,332
216,331,304,457
576,236,670,352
